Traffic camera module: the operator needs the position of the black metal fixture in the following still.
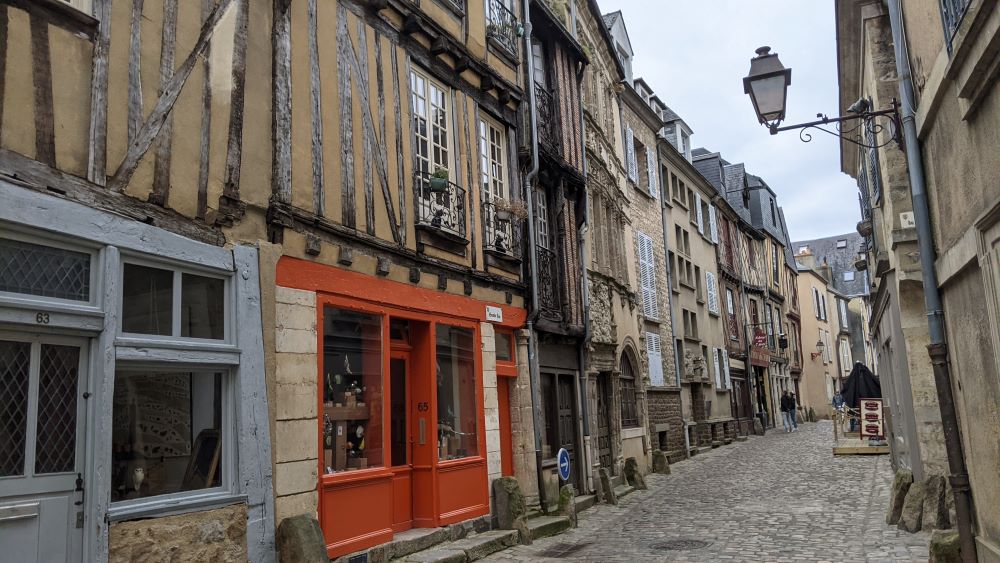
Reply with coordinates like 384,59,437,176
810,339,825,361
743,46,901,149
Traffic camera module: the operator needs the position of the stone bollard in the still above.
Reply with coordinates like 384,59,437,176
623,457,647,490
899,481,927,533
276,515,328,563
651,450,671,474
921,475,951,531
598,468,618,505
928,529,961,563
558,484,577,527
492,476,532,545
887,469,913,525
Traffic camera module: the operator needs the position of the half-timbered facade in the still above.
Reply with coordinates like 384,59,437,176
0,0,273,561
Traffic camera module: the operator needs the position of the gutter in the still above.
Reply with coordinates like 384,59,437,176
886,2,976,560
521,0,547,513
575,60,593,495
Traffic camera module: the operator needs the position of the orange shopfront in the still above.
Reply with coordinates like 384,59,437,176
277,258,525,558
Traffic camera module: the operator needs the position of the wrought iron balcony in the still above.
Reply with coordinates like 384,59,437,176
940,0,971,52
536,245,562,320
487,0,520,58
482,200,522,258
414,171,467,240
534,82,561,153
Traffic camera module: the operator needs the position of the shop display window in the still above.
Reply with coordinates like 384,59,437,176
322,307,383,473
436,325,478,460
122,264,173,335
111,370,224,502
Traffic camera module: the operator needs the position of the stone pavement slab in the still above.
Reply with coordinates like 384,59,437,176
482,421,930,562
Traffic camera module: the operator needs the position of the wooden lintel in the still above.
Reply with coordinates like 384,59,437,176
430,35,448,56
480,74,495,93
453,54,469,74
497,87,510,105
401,13,420,36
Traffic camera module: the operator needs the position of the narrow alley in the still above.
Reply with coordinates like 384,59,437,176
483,421,929,562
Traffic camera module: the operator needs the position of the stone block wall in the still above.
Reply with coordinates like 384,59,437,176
647,388,684,454
273,286,319,525
109,504,247,562
510,330,539,502
481,323,502,488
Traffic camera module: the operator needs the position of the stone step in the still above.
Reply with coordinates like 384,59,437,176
574,494,597,513
613,483,635,501
398,530,519,563
527,515,572,541
385,528,453,560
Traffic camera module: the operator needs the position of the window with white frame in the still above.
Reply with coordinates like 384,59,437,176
411,69,451,178
645,332,663,386
58,0,92,14
843,271,855,281
645,147,658,198
839,299,848,330
479,116,513,255
706,270,719,315
840,338,851,370
121,263,227,340
535,189,550,249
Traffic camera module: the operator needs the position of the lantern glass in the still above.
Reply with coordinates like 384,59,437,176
750,74,787,124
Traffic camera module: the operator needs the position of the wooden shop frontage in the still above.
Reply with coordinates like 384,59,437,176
276,258,524,558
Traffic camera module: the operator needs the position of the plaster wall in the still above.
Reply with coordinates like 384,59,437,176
796,271,837,418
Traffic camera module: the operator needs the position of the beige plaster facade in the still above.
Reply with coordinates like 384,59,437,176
795,266,839,419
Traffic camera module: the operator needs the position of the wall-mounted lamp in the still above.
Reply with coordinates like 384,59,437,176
810,339,826,361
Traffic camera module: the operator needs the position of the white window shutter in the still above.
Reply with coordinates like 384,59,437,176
713,348,722,388
646,332,664,386
646,147,658,198
626,125,638,184
638,232,658,319
723,350,731,389
706,271,719,314
709,205,718,244
695,193,704,234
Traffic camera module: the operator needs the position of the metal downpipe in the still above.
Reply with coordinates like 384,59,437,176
885,1,976,560
520,0,547,513
576,61,592,494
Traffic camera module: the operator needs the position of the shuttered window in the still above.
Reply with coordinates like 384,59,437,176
646,332,664,387
713,347,722,388
625,125,638,184
722,349,731,389
708,205,718,244
706,271,719,315
645,147,658,198
695,193,704,234
637,232,658,320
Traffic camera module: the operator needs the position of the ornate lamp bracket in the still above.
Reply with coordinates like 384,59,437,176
768,99,902,150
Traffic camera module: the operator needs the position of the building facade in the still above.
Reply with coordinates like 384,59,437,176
837,0,1000,556
795,262,840,418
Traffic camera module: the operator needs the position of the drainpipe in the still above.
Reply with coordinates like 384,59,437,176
886,2,976,560
575,61,593,494
521,0,547,513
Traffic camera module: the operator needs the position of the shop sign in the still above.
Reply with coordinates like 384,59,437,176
752,329,767,348
859,398,885,439
557,448,571,481
486,305,503,323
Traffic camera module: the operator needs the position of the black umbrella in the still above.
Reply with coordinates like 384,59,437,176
841,362,881,408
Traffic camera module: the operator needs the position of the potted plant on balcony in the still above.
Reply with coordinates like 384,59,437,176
856,219,873,237
493,198,528,222
854,254,868,271
430,167,450,193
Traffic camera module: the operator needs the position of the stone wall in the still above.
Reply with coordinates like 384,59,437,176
273,286,320,524
510,330,539,502
109,504,247,562
647,388,684,454
481,323,502,486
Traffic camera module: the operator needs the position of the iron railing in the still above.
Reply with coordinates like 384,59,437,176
536,245,562,320
441,0,465,15
482,200,522,258
940,0,972,53
487,0,519,58
534,82,562,153
414,171,467,239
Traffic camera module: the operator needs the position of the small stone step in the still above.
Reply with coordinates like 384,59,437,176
527,515,572,540
735,435,748,442
402,547,467,563
447,530,519,561
574,494,597,513
613,484,635,500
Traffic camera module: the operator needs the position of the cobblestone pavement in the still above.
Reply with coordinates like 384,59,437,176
483,420,930,562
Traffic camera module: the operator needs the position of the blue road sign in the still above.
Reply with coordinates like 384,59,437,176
556,448,571,481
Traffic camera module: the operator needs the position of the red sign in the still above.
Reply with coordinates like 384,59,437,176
753,329,767,348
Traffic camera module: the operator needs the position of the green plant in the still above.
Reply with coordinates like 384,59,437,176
432,166,450,179
493,197,529,220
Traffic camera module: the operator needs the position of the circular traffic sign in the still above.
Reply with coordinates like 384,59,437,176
556,448,571,481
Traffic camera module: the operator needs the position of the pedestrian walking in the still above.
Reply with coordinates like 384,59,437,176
779,391,794,432
789,393,798,431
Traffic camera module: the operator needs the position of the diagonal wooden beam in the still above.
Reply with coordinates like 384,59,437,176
108,0,236,193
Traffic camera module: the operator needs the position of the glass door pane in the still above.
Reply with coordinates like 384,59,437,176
390,358,408,467
0,340,31,476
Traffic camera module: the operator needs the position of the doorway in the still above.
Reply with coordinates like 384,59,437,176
595,374,613,473
389,354,412,531
0,333,88,563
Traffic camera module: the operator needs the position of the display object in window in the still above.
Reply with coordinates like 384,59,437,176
322,307,383,473
111,370,223,502
436,325,478,460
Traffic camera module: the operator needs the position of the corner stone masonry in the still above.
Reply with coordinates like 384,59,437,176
109,504,247,562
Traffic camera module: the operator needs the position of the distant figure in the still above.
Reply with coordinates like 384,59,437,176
833,390,845,411
789,393,798,431
780,391,794,433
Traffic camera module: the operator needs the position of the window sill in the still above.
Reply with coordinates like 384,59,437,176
621,426,645,439
108,492,247,523
683,335,701,343
672,197,688,210
17,0,99,38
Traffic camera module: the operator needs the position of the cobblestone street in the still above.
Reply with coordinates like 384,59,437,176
484,421,930,562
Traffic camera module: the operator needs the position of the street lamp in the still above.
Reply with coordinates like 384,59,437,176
810,339,825,361
742,46,901,148
742,46,792,129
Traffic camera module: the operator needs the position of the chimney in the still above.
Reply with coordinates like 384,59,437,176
797,247,816,269
818,257,834,284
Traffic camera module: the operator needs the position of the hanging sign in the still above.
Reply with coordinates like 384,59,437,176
556,448,571,481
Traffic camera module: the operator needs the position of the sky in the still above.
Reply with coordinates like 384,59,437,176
598,0,860,242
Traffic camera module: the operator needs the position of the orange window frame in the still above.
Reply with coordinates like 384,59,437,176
495,328,517,378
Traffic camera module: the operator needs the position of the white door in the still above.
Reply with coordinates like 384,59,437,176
0,333,87,563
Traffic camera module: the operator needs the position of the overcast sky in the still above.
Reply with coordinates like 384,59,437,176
599,0,859,242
